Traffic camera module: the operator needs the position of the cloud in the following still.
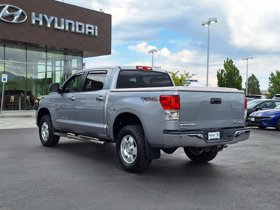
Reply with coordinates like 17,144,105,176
128,42,157,54
221,0,280,52
128,42,196,67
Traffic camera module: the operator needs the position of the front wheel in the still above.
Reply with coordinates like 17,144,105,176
39,115,60,147
116,125,151,173
184,147,218,163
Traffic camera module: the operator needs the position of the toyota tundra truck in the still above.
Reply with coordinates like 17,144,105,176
36,66,250,173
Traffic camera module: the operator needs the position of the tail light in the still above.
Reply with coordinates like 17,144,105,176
244,97,248,119
160,95,180,121
160,95,180,110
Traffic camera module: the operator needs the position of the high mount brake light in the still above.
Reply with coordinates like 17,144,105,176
160,95,180,110
136,66,153,71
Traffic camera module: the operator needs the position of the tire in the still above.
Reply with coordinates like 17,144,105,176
258,126,266,130
184,147,218,163
39,115,60,147
116,125,151,173
276,119,280,131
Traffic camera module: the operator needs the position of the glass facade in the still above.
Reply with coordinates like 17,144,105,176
0,44,83,110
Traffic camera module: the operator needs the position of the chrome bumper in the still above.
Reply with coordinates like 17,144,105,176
163,128,250,148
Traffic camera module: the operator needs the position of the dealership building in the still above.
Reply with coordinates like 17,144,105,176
0,0,111,110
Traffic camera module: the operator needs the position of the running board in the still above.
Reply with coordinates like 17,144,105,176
54,132,105,145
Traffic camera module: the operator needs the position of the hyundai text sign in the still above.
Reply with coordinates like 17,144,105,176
0,4,27,23
31,12,98,37
0,3,97,37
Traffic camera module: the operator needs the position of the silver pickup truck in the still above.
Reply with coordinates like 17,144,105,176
36,66,250,173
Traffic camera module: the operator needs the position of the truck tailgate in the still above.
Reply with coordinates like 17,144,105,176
178,88,245,130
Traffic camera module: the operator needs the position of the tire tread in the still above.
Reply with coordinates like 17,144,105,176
116,125,151,173
39,115,59,147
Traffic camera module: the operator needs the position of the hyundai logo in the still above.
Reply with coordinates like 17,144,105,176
0,4,27,24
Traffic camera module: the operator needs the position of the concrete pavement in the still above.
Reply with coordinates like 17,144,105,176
0,110,37,130
1,128,280,210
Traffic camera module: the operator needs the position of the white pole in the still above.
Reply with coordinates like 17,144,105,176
0,82,5,115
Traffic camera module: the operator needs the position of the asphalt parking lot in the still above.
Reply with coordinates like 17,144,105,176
0,128,280,210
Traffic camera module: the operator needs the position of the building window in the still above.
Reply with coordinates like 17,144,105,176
0,44,83,111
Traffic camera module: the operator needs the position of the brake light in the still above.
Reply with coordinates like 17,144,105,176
136,66,152,71
160,95,180,110
244,97,248,120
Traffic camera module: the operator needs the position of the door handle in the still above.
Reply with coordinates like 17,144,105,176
69,96,76,101
96,96,104,102
211,98,222,104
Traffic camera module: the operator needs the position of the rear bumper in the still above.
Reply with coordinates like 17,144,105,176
163,128,250,148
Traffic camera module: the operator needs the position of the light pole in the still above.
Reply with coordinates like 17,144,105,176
202,18,218,87
148,49,157,67
242,57,254,95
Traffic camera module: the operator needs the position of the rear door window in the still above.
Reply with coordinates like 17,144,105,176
82,72,107,92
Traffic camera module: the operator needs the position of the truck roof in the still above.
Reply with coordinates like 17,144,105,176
77,66,167,73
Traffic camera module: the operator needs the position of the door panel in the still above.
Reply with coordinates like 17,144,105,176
74,72,107,137
53,73,84,131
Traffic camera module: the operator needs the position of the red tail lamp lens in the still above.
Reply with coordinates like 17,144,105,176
244,97,247,109
160,95,180,110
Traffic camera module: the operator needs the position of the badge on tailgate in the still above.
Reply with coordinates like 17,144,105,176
208,132,220,140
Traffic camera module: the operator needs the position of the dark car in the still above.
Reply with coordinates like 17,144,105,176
246,95,263,101
273,94,280,100
248,105,280,130
247,99,280,119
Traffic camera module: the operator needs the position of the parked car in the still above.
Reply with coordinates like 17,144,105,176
273,94,280,100
247,99,280,119
246,95,263,101
247,105,280,130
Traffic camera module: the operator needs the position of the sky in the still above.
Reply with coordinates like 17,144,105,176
61,0,280,90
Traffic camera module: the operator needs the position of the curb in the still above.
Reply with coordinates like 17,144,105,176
0,115,34,118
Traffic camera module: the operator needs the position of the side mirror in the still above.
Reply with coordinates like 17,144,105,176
49,83,61,93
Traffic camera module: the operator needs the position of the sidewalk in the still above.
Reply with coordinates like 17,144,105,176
0,111,37,130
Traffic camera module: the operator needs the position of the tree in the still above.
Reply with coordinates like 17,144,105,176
247,74,261,95
217,58,242,90
268,70,280,98
169,71,194,86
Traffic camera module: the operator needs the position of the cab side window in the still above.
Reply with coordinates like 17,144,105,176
63,74,84,93
83,72,107,92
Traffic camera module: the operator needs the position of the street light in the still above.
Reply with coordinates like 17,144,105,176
242,57,254,95
202,17,218,87
148,49,157,67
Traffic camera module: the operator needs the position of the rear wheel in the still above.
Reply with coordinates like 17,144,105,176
184,147,218,163
116,125,151,173
276,119,280,131
39,115,60,147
